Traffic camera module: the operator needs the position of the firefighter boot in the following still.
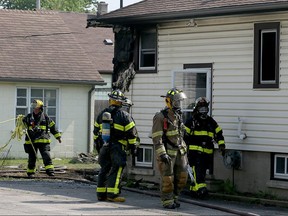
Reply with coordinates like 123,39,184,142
107,196,126,202
163,203,177,209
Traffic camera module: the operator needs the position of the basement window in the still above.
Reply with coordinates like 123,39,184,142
253,22,279,89
136,145,153,167
273,154,288,180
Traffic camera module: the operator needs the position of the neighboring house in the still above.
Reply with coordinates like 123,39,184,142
87,0,288,199
0,9,108,159
59,10,114,117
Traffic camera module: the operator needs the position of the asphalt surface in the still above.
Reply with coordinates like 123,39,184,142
0,179,287,216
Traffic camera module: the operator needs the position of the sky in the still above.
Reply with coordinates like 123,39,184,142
104,0,142,12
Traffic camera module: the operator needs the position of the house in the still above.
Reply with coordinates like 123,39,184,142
0,9,114,159
87,0,288,199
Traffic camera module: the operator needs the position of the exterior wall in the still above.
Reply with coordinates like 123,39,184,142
129,12,288,195
0,82,93,159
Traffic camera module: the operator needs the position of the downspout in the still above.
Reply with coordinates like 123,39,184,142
88,86,96,153
36,0,40,10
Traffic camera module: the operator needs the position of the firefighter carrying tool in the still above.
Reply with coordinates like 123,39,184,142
152,88,188,209
94,89,138,202
22,99,62,177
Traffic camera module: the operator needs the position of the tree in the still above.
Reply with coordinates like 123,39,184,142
0,0,98,12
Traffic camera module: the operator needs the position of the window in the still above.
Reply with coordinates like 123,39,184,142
173,64,212,122
273,154,288,180
254,22,280,88
138,29,157,72
16,87,59,123
136,145,153,167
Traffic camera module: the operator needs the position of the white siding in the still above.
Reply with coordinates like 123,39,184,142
0,82,92,158
131,12,288,153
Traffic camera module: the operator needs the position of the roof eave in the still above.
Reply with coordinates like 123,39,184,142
89,3,288,26
0,78,107,86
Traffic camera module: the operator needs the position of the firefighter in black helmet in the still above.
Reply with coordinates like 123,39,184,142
93,89,138,202
152,88,188,209
184,97,225,199
23,99,62,177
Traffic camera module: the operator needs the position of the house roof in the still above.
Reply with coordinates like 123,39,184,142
0,9,108,85
59,12,114,74
88,0,288,25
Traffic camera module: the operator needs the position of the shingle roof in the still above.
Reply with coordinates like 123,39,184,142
0,9,106,85
59,12,114,74
91,0,288,25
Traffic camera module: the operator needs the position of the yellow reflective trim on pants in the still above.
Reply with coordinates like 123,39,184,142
45,164,54,170
49,122,55,127
218,140,225,145
27,168,36,173
189,145,213,154
97,187,107,193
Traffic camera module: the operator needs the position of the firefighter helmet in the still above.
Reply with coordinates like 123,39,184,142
194,97,209,119
108,89,126,106
163,88,187,111
31,99,44,109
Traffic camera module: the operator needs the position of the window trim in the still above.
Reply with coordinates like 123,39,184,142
272,153,288,180
16,87,60,127
135,145,153,168
253,22,280,89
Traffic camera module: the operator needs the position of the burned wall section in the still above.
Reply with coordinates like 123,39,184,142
112,26,136,93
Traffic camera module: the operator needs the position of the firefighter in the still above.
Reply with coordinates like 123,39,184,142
23,99,62,177
94,89,138,202
184,97,225,199
152,88,188,209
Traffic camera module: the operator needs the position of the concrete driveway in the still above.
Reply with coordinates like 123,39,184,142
0,179,287,215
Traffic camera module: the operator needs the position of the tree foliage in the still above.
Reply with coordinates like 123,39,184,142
0,0,98,12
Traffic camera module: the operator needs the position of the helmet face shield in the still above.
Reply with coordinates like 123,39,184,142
198,106,208,114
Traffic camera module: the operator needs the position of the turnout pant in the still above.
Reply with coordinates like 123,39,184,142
157,149,188,207
24,143,54,175
97,143,127,199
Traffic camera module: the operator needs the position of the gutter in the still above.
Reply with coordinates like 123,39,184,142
89,2,288,26
0,78,107,85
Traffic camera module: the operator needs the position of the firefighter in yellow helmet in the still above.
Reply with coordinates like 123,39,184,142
184,97,225,199
22,99,62,177
93,89,138,202
152,88,188,209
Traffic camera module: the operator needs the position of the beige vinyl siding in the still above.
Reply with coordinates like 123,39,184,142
131,12,288,153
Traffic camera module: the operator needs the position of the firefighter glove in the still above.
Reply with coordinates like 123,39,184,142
127,144,137,156
160,154,171,165
219,144,226,156
57,138,62,143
